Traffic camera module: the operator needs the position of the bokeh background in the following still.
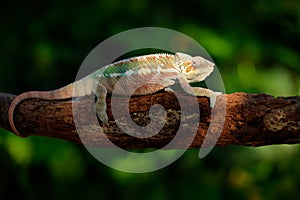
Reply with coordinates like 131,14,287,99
1,0,300,199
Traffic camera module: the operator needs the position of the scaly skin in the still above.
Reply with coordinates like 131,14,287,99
9,52,220,137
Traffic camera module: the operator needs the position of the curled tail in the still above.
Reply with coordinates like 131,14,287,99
8,83,75,137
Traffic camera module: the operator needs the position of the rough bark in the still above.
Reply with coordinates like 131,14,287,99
0,92,299,148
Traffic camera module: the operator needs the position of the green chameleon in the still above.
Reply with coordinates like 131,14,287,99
8,52,221,137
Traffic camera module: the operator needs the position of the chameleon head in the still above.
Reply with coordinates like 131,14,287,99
174,52,215,83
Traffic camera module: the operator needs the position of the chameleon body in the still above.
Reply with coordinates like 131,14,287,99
8,52,221,137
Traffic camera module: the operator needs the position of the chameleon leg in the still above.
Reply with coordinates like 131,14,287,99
94,83,108,123
177,76,221,108
189,87,222,108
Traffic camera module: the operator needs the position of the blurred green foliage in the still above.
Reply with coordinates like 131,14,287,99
0,0,300,199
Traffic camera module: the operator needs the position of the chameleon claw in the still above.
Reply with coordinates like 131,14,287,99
164,87,174,93
96,112,109,123
209,92,222,108
94,104,108,123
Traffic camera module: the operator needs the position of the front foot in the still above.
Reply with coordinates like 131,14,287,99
209,92,222,108
186,87,222,108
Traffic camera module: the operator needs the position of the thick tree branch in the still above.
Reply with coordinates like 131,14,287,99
0,92,299,148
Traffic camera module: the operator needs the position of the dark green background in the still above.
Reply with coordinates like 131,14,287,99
0,0,299,199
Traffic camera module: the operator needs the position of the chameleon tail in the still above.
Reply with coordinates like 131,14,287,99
8,83,75,137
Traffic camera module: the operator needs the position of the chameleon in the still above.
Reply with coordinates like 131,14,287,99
8,52,221,137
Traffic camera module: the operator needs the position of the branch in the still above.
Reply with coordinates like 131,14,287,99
0,92,299,148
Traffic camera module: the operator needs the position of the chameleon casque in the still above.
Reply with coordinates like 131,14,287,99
8,52,221,137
